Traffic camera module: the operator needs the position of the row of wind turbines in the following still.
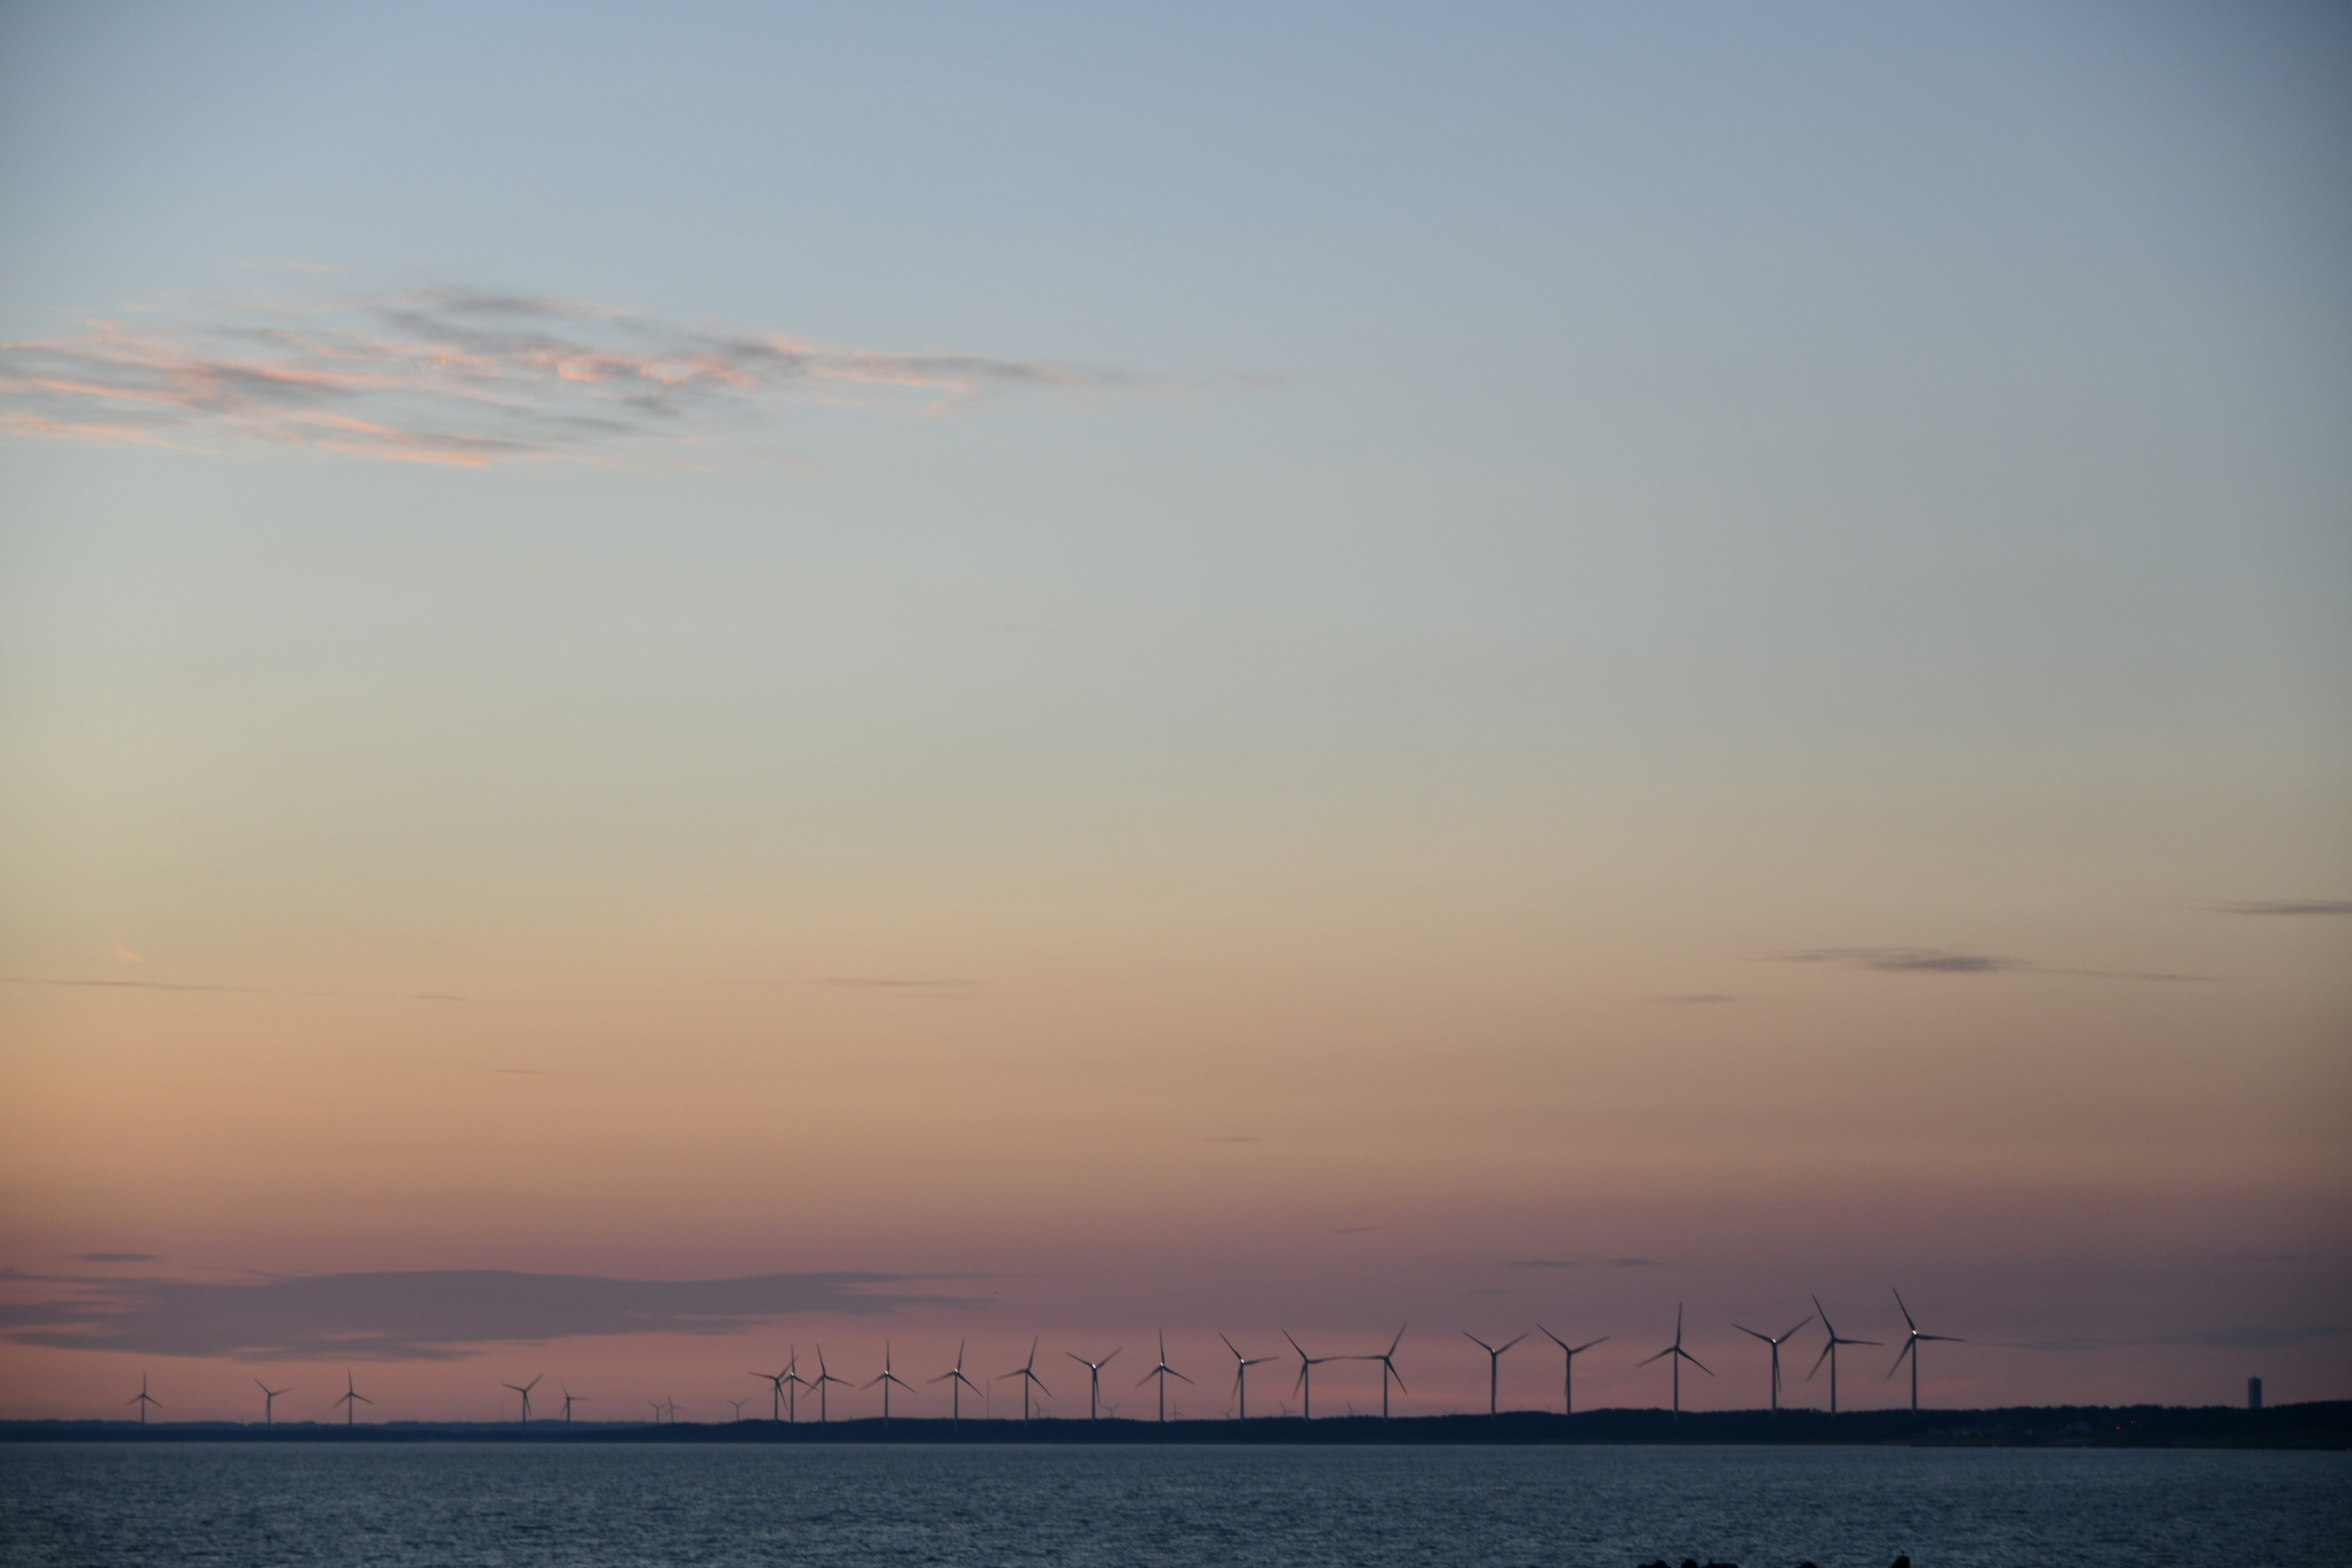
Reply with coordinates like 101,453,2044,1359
123,1290,1959,1427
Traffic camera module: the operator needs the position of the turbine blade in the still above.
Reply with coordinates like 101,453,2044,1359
1537,1324,1567,1350
1462,1332,1491,1352
1781,1316,1813,1341
1921,1334,1965,1343
1893,1287,1916,1332
1499,1334,1527,1352
1888,1342,1913,1378
1573,1337,1608,1354
1680,1350,1713,1375
1807,1341,1833,1380
1219,1332,1242,1358
1733,1324,1770,1341
1636,1348,1672,1366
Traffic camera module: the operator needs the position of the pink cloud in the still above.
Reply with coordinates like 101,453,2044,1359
0,285,1151,466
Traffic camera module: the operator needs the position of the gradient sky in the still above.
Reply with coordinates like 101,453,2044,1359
2,1,2347,1424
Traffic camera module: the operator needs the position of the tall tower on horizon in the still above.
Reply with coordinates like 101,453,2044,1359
2248,1377,2263,1411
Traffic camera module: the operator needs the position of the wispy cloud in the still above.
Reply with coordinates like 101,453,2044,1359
1773,948,2204,982
1,976,463,1001
1610,1257,1666,1269
0,284,1158,467
1779,947,2026,974
812,976,979,999
0,1268,981,1361
2211,900,2352,917
1994,1324,2349,1353
1505,1259,1581,1270
74,1253,159,1264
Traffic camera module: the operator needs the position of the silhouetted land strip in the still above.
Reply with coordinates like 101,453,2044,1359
6,1402,2344,1448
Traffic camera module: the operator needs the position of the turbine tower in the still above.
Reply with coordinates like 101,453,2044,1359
1283,1332,1342,1420
560,1389,584,1425
1355,1324,1409,1419
1064,1346,1122,1422
254,1379,291,1426
751,1366,788,1422
999,1338,1051,1424
1462,1330,1527,1419
1219,1333,1278,1419
727,1398,747,1422
807,1346,850,1423
782,1348,812,1423
502,1374,541,1423
1636,1303,1712,1418
332,1370,371,1427
1887,1288,1963,1414
126,1374,160,1425
647,1399,666,1425
929,1340,982,1428
1732,1314,1812,1413
1806,1294,1880,1415
1136,1332,1193,1422
864,1342,914,1422
1535,1325,1608,1415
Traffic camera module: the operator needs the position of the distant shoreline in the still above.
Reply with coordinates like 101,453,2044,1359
6,1403,2344,1449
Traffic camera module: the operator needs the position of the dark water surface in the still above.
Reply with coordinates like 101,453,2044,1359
3,1442,2344,1567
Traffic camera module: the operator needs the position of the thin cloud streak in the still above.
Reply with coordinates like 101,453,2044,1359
0,1268,984,1361
2211,900,2352,917
1994,1324,2349,1353
1774,948,2206,981
0,285,1159,467
0,976,464,1001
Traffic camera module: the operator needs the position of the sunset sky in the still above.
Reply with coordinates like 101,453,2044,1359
2,1,2346,1423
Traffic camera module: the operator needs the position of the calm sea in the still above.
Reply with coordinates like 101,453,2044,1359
2,1442,2344,1567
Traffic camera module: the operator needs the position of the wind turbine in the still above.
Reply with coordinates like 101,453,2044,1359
1219,1333,1278,1419
646,1399,666,1425
1732,1314,1812,1413
254,1379,291,1427
1283,1332,1343,1420
783,1348,812,1423
1887,1289,1963,1414
1535,1325,1607,1415
1354,1324,1409,1419
864,1342,914,1422
727,1398,747,1422
1000,1338,1051,1423
560,1389,584,1425
807,1347,850,1423
126,1374,160,1425
664,1397,680,1423
332,1370,370,1427
502,1374,541,1423
1462,1330,1527,1419
1807,1294,1880,1415
751,1366,788,1422
1636,1303,1711,1418
1065,1346,1121,1422
1136,1332,1193,1422
930,1340,982,1428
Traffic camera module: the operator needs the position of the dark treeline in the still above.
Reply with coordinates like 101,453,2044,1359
6,1402,2345,1448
